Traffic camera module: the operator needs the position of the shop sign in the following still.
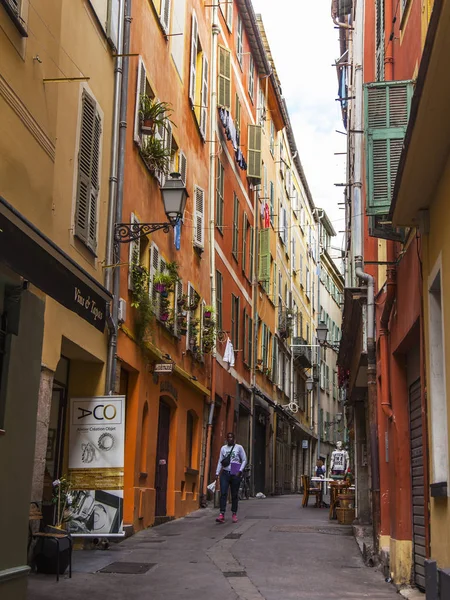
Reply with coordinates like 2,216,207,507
0,197,111,331
67,396,125,537
302,440,309,449
154,363,174,374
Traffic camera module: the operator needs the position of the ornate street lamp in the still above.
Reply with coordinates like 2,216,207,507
114,172,188,252
306,377,314,392
316,320,329,346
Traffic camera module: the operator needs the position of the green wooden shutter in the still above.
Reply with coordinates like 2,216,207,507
242,212,247,274
249,226,254,282
247,125,262,180
258,228,270,285
364,80,413,216
218,46,231,109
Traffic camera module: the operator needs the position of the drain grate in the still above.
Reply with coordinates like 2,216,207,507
223,571,247,577
98,562,156,574
224,532,242,539
271,525,353,536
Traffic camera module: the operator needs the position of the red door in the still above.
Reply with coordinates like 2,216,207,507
155,401,171,517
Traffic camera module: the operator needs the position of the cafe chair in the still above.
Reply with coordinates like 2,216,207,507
301,475,321,507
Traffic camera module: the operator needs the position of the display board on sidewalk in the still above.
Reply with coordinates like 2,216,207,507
68,396,125,537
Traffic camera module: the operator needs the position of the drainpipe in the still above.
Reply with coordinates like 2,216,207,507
250,187,259,495
380,252,396,420
105,0,131,394
331,0,352,29
201,0,219,502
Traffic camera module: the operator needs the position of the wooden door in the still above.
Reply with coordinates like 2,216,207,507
155,401,171,517
409,379,426,590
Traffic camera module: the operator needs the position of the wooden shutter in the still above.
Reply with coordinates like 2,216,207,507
189,11,198,104
75,91,101,252
258,228,270,284
242,212,247,274
134,57,146,143
128,213,140,290
218,46,231,109
216,159,224,229
247,125,262,180
272,337,278,383
232,194,239,258
200,54,209,138
226,0,233,30
235,93,241,134
150,242,160,313
178,150,187,185
292,237,296,271
364,80,413,215
216,271,223,331
194,186,205,248
273,262,277,304
160,0,171,33
249,226,254,282
263,164,268,200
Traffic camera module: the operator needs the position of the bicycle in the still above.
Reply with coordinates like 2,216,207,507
238,465,251,500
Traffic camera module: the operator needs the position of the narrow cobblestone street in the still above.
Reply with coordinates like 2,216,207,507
27,496,398,600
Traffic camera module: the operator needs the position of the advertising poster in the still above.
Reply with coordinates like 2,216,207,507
68,396,125,537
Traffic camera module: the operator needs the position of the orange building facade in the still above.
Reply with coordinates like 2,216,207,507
116,0,213,529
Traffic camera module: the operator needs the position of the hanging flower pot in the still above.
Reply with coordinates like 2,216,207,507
141,118,156,135
204,311,212,319
161,290,169,298
155,283,165,293
160,313,169,322
180,327,188,335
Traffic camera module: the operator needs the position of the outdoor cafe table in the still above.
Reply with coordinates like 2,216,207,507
311,478,348,518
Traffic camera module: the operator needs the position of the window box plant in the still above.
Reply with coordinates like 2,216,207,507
187,291,200,312
154,272,173,295
140,135,172,175
139,95,174,136
203,305,215,319
178,314,188,335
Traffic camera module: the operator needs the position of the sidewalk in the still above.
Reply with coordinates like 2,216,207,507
27,495,399,600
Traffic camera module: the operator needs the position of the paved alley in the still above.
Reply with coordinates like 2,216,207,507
27,495,398,600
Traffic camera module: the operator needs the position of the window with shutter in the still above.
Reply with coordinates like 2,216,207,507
232,193,239,260
242,212,248,275
216,270,223,331
128,213,141,290
269,180,274,224
189,11,198,104
218,46,231,109
292,237,296,271
231,294,240,349
193,185,205,248
216,159,224,231
226,0,233,30
273,262,277,304
272,337,278,383
270,120,275,155
258,229,270,289
364,80,413,216
236,15,243,65
75,90,102,253
249,226,254,282
178,150,187,185
134,57,147,144
248,316,253,368
248,55,254,100
200,54,209,139
160,0,171,33
243,308,247,363
150,242,160,314
247,125,262,180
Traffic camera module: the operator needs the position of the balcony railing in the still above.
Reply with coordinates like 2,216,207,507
292,337,312,369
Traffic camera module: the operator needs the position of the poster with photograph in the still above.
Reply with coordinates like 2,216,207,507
68,396,125,537
66,490,123,536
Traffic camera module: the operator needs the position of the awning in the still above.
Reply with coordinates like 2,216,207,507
0,197,112,332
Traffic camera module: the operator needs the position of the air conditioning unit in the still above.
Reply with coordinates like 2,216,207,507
118,298,127,323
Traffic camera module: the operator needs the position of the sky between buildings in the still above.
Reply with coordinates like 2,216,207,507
253,0,347,257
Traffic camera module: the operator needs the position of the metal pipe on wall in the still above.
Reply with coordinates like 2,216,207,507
201,0,219,501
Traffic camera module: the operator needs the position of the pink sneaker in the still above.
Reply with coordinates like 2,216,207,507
232,514,238,523
216,513,225,523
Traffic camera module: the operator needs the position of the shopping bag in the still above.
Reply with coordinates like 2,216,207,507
207,481,216,493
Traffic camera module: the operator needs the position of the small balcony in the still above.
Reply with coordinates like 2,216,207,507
292,337,312,369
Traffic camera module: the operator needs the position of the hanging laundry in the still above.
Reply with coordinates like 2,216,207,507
235,148,247,171
264,203,271,228
223,337,235,368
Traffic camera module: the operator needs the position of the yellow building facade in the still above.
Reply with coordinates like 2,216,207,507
0,2,116,597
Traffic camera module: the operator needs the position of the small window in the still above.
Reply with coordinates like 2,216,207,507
231,294,240,350
236,14,243,65
216,160,224,232
226,0,233,30
75,90,102,253
189,10,209,138
1,0,27,36
248,55,254,100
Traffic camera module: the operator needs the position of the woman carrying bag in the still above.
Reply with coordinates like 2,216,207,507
215,432,247,523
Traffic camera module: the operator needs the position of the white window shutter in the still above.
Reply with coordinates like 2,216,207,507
160,0,171,33
128,213,140,290
158,121,172,187
194,186,205,248
150,242,160,311
134,57,146,144
178,150,187,185
200,54,208,139
88,112,101,251
226,0,233,30
189,11,198,104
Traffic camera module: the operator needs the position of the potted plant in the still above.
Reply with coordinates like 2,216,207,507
139,95,174,135
202,318,216,354
153,272,173,295
189,317,200,346
203,305,215,319
177,293,188,309
178,314,188,335
131,264,149,308
187,291,200,311
140,135,172,175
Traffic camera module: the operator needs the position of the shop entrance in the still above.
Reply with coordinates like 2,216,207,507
155,400,171,517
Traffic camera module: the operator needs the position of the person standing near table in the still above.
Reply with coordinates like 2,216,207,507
315,458,326,478
215,432,247,523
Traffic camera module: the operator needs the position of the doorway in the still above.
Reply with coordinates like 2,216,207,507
155,400,171,517
254,415,266,495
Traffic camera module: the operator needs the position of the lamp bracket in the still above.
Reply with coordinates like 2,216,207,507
113,221,175,260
